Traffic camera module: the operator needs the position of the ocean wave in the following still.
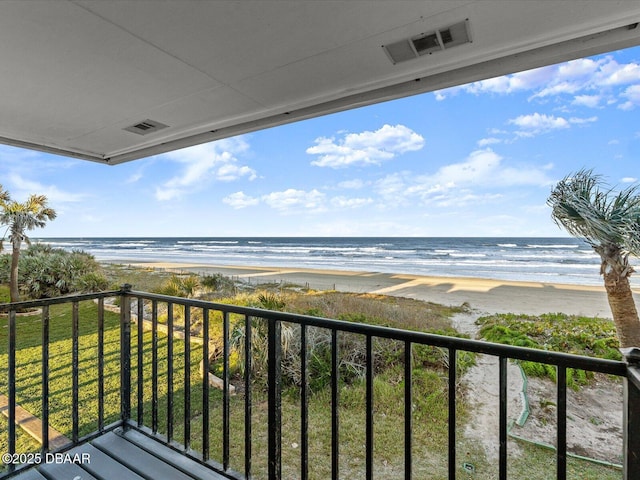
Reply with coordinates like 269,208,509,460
177,240,239,244
37,236,612,286
527,244,579,249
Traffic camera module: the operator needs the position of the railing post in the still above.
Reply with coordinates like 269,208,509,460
623,348,640,480
120,284,132,428
268,318,282,480
7,310,16,474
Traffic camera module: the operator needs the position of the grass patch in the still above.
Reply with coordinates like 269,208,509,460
0,284,10,303
102,263,178,292
0,302,123,461
477,312,620,388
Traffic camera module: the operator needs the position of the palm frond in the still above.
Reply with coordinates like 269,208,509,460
548,169,640,252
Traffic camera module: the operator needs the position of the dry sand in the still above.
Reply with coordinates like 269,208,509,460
128,261,632,318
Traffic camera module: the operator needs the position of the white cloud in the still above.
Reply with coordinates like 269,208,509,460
477,137,501,146
504,112,596,138
330,196,373,208
8,174,86,203
619,85,640,110
125,171,144,184
307,124,424,168
572,95,601,108
155,137,256,200
224,189,373,213
596,58,640,86
621,177,638,183
337,179,365,189
375,149,552,207
434,56,640,105
262,189,326,213
509,113,569,136
568,116,598,125
433,191,503,208
223,191,260,209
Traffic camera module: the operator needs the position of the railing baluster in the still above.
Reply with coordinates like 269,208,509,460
72,301,79,443
244,315,253,479
136,297,144,427
167,302,174,442
97,298,105,432
152,299,159,433
331,329,339,480
7,310,16,473
365,335,373,480
404,341,412,480
557,366,567,480
448,347,456,480
41,305,50,452
223,311,230,470
300,324,309,480
184,306,191,450
624,360,640,480
268,318,282,480
499,356,508,480
202,308,210,462
120,287,132,430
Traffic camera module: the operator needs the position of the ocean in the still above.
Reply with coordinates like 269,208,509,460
34,237,637,288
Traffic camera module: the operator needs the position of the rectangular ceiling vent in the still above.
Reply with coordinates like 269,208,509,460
383,19,471,65
123,119,169,136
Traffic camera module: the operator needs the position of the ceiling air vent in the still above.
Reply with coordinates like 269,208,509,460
383,19,471,65
123,119,169,136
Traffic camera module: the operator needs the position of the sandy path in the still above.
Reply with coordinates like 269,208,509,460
454,311,623,467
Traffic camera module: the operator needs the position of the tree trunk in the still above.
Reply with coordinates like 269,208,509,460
9,240,20,303
603,272,640,347
597,244,640,347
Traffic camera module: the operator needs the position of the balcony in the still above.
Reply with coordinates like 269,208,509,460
0,286,638,479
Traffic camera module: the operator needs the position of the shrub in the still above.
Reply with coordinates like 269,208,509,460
201,273,236,294
155,274,200,298
258,292,286,310
0,244,108,299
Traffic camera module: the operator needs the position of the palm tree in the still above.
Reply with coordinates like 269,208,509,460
547,169,640,347
0,188,57,303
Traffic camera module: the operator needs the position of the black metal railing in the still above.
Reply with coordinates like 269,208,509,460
1,286,639,479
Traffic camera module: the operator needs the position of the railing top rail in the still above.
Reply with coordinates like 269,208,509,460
0,290,121,311
128,289,627,377
0,288,626,376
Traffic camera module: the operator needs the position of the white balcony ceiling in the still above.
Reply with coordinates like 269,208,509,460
1,0,640,165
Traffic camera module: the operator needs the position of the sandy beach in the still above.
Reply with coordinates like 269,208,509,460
125,261,637,318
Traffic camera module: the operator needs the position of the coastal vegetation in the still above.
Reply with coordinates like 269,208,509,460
0,263,624,478
0,244,108,300
0,186,56,303
477,312,620,388
548,169,640,347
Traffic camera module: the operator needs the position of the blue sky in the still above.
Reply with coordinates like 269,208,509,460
2,46,640,238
